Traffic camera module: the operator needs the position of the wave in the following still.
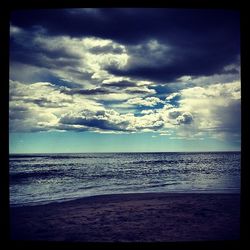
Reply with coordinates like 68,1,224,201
10,169,64,182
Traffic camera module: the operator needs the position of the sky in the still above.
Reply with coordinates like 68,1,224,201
9,8,241,153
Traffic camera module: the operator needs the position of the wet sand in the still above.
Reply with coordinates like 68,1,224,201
10,193,240,242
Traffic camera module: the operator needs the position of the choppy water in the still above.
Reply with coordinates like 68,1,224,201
9,152,240,207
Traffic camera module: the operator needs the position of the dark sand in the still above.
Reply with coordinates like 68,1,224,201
10,193,240,242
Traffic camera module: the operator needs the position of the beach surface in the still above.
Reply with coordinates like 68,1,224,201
10,193,240,242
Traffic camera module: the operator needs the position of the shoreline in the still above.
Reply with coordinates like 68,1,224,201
10,192,240,242
10,190,241,208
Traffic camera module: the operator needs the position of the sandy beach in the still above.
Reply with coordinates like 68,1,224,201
10,193,240,242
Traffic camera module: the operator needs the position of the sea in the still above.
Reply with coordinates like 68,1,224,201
9,152,241,207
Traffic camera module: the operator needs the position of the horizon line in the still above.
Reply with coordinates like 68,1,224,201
9,150,241,155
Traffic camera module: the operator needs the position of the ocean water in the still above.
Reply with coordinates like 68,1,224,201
9,152,240,207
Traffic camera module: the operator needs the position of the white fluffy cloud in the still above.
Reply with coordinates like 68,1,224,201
9,80,181,133
59,108,166,132
9,80,102,132
9,77,241,143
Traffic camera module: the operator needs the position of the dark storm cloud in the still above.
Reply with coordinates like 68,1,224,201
102,80,137,89
10,40,81,70
11,9,159,43
106,38,240,82
60,83,153,96
125,88,154,94
61,87,112,95
11,8,240,82
59,113,130,132
11,9,239,44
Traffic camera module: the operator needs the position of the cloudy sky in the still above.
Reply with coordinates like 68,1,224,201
9,8,241,153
